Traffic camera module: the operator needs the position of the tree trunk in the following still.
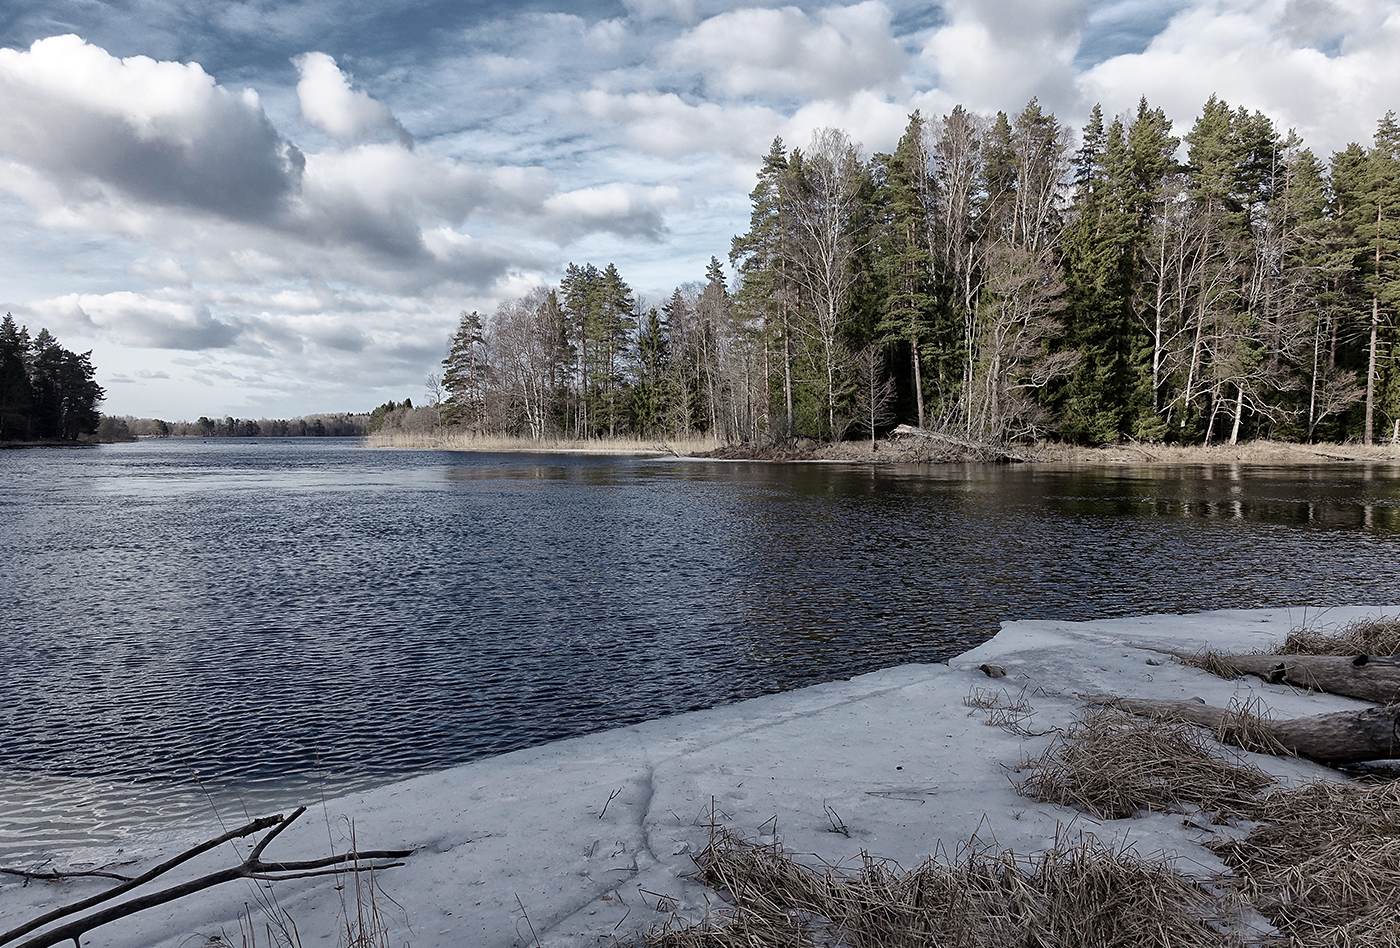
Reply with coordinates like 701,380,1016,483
911,335,925,429
1084,695,1400,764
1210,653,1400,705
1228,383,1244,445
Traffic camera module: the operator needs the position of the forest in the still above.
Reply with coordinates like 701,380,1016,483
420,94,1399,448
0,314,105,443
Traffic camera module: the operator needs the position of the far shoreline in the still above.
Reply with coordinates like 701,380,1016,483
363,429,1400,466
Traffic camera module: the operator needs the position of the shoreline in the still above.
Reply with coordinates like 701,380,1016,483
363,430,1400,466
3,605,1397,947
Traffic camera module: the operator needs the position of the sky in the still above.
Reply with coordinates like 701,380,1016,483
1,1,1397,419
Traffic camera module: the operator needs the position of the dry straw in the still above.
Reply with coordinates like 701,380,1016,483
634,828,1235,948
1278,616,1400,657
1016,708,1271,820
1213,780,1400,948
1177,648,1246,679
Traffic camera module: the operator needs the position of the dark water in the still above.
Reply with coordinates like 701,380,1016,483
3,439,1400,860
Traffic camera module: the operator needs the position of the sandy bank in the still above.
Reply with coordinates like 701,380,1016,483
2,606,1396,947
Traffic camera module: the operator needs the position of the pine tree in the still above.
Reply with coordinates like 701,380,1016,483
873,113,936,426
1328,115,1400,443
0,314,33,441
632,306,669,435
731,137,795,437
441,310,486,428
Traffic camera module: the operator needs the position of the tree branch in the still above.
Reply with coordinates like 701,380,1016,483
5,808,414,948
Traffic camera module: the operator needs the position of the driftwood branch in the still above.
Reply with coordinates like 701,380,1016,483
1207,653,1400,705
1083,694,1400,764
4,807,413,948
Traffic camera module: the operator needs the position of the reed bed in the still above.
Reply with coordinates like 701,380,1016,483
1213,780,1400,948
364,430,722,455
633,829,1234,948
1016,709,1272,820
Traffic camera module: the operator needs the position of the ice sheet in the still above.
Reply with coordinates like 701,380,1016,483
3,605,1395,948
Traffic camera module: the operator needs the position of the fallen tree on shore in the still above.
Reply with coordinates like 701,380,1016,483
1082,694,1400,764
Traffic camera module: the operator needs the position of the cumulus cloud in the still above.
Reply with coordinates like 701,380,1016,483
294,52,413,146
669,2,905,100
922,0,1086,113
1079,0,1400,153
30,291,241,350
0,35,302,224
541,183,683,243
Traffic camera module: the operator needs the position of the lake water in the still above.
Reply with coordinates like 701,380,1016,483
3,439,1399,862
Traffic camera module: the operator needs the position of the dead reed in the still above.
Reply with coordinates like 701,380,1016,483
634,828,1234,948
1176,648,1245,679
963,686,1038,735
1212,780,1400,948
1278,616,1400,657
1017,709,1272,820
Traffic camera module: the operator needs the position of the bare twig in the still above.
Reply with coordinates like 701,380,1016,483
5,807,413,948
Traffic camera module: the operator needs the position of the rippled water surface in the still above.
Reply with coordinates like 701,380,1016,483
3,439,1400,860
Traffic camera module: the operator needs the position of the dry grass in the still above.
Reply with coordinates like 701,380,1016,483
1026,440,1400,465
364,430,722,455
1214,696,1295,758
1212,780,1400,948
963,686,1038,735
1176,649,1246,679
1278,616,1400,657
1017,709,1272,820
633,828,1236,948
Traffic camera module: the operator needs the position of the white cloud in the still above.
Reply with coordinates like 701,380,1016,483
29,290,240,350
294,52,412,146
0,35,302,224
921,0,1087,114
127,257,192,285
670,2,905,100
1079,0,1400,153
571,89,781,158
541,183,684,243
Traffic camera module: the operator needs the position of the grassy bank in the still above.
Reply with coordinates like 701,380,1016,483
365,429,1400,465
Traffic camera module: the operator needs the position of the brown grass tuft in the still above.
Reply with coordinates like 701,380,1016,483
1212,780,1400,948
1176,649,1245,679
1017,709,1272,820
1278,616,1400,657
634,829,1236,948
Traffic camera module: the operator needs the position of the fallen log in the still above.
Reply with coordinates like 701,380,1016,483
1217,653,1400,704
1082,694,1400,764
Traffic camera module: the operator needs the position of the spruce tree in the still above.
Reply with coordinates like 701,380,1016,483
873,113,936,426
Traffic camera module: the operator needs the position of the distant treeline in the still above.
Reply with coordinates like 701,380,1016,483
123,413,370,438
421,95,1400,448
0,314,104,442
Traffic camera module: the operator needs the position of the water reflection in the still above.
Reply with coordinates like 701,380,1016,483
2,441,1399,860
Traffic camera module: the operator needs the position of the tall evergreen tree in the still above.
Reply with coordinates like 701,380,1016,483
441,310,486,428
873,113,936,426
730,137,795,437
0,314,33,441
